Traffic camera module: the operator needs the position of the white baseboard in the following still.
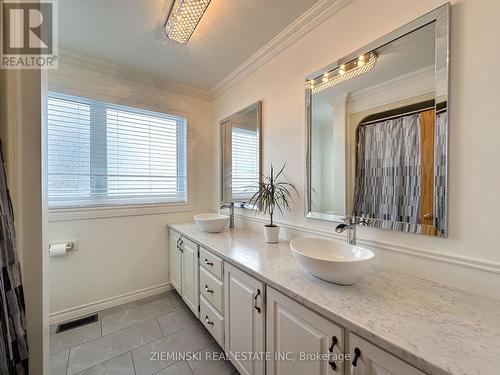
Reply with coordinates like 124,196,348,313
49,282,173,325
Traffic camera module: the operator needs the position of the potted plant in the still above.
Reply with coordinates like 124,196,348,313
248,164,298,243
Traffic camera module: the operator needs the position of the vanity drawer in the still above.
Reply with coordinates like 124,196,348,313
200,295,224,348
200,247,223,280
200,267,223,314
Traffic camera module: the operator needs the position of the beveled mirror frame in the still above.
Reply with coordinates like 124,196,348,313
220,101,263,208
304,4,449,236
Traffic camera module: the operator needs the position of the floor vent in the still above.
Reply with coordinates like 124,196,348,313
56,314,98,334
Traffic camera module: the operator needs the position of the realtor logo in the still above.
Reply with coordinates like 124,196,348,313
1,0,58,69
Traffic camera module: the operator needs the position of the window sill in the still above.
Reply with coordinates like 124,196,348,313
48,202,193,222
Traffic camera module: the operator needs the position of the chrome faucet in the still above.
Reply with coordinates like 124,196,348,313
335,217,367,245
220,202,235,229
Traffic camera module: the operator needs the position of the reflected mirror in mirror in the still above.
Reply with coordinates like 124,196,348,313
306,4,448,236
220,102,262,204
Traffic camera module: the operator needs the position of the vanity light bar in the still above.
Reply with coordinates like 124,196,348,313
308,52,378,94
165,0,212,44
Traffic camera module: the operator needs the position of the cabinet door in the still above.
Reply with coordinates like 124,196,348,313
224,263,265,375
169,230,182,294
267,287,343,375
181,237,199,317
348,333,425,375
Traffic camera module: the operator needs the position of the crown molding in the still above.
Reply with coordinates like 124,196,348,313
209,0,353,99
57,49,211,101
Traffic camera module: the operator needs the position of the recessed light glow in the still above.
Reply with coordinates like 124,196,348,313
165,0,212,44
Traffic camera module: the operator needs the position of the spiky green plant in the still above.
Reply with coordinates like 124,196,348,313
248,164,298,227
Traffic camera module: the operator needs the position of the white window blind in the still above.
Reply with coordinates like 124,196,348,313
47,92,187,208
231,127,259,200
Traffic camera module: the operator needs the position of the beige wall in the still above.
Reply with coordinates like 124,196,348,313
213,0,500,297
47,60,214,321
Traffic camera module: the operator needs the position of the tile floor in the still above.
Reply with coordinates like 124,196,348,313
50,290,238,375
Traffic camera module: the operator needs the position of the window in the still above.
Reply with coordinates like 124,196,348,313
47,92,187,208
231,127,259,200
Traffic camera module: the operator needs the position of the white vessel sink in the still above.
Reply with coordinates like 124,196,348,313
194,213,229,233
290,237,374,285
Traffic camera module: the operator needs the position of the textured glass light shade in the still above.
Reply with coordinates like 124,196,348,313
310,52,378,94
165,0,212,44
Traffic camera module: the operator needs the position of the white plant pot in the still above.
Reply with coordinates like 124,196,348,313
264,225,280,243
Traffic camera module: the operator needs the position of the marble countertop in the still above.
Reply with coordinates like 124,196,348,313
169,222,500,375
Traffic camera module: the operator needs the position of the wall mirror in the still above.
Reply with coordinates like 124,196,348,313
305,4,449,237
221,101,262,205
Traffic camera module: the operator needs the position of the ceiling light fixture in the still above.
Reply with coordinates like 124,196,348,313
307,52,378,94
165,0,212,44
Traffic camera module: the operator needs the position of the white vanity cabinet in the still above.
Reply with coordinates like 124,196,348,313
224,263,265,375
347,333,425,375
199,246,225,348
200,266,223,314
169,229,182,294
181,237,199,317
168,226,431,375
169,230,199,318
267,287,344,375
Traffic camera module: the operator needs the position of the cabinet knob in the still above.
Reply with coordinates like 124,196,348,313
204,259,214,266
204,285,214,293
423,213,433,220
352,347,361,367
204,315,214,326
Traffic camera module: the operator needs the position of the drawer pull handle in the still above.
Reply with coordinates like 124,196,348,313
254,289,261,313
204,315,214,326
204,259,214,266
328,360,337,371
329,336,338,352
204,285,214,293
352,347,361,367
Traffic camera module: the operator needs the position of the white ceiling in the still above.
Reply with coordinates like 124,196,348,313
59,0,319,91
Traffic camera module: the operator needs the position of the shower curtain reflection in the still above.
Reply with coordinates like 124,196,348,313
353,114,421,232
435,111,448,234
